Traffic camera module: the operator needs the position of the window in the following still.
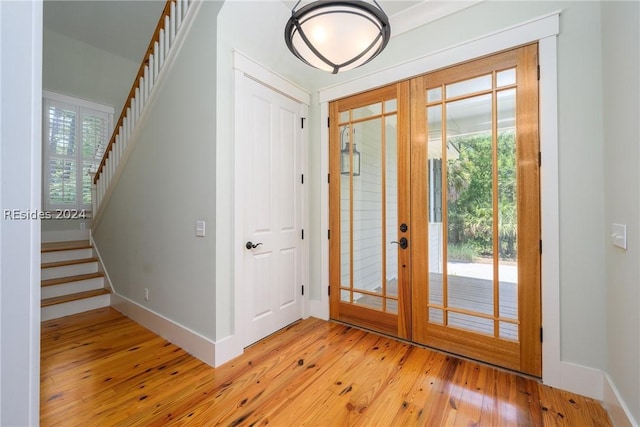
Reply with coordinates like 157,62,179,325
43,91,114,212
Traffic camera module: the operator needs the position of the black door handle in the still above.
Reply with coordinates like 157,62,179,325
245,241,263,250
390,237,408,249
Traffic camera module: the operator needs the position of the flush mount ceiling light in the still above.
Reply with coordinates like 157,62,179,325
284,0,391,74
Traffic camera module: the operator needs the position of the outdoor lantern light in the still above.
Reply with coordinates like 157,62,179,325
284,0,391,74
340,127,360,176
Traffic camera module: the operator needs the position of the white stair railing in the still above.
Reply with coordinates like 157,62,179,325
92,0,195,218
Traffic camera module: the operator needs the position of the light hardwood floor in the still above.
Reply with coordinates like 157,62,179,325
41,308,611,426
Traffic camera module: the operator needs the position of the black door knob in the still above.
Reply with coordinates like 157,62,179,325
245,241,263,250
390,237,408,249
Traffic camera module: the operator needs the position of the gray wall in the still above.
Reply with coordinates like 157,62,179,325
43,27,138,112
602,1,640,422
93,1,222,339
0,1,42,424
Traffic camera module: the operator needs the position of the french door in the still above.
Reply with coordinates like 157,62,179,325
329,44,541,376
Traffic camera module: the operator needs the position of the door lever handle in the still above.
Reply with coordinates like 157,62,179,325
390,237,408,249
245,241,263,250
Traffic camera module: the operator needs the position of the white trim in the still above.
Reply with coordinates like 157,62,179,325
310,100,330,321
232,50,311,105
559,361,603,400
90,233,115,293
603,372,639,427
110,293,216,367
319,11,560,103
538,35,562,389
317,11,562,385
91,0,203,228
390,1,483,38
42,90,115,115
214,335,242,368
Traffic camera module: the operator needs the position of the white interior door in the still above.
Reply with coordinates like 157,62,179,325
240,76,304,346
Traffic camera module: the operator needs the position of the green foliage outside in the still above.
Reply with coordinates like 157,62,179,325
447,130,517,261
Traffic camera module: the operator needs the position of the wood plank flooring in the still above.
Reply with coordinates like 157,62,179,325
41,308,611,426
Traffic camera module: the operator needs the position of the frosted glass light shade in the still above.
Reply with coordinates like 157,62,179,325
284,1,390,74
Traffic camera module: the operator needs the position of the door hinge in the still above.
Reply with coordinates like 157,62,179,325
537,65,540,80
328,286,331,296
328,229,330,239
301,229,304,240
327,117,330,128
301,285,304,296
301,117,305,129
540,327,543,342
301,174,304,184
540,240,542,253
328,173,330,184
538,151,542,167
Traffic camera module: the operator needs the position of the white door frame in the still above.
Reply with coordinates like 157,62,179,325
316,12,563,389
232,50,310,356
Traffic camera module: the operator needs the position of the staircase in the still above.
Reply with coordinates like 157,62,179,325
41,241,111,321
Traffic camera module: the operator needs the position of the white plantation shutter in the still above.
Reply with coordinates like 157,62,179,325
43,91,113,212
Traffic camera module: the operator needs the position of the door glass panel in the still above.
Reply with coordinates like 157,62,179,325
429,308,444,324
352,119,383,295
499,321,518,341
497,68,516,87
384,99,397,113
339,111,350,123
352,102,382,120
427,87,442,103
446,74,491,99
340,125,352,295
353,292,383,310
338,96,398,315
449,312,493,335
427,105,444,310
497,89,518,320
446,94,494,331
386,115,399,300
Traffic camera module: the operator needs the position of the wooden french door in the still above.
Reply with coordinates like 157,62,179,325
329,44,541,376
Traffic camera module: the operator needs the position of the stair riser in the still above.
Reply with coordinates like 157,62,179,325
41,277,105,299
41,294,111,322
42,262,98,280
42,248,93,264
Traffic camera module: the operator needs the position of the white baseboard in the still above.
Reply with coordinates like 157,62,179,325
560,361,603,400
310,299,329,320
110,293,216,367
213,334,243,367
603,373,638,427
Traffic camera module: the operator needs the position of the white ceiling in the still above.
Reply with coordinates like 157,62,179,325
43,0,483,76
44,0,167,63
43,1,432,64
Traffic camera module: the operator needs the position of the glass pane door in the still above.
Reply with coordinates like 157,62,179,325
412,44,541,376
330,83,411,338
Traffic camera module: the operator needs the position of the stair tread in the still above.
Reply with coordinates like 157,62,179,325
41,288,110,307
42,257,98,269
42,272,104,287
41,240,91,253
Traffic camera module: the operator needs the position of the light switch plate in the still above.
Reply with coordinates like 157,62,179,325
611,223,627,250
196,220,206,237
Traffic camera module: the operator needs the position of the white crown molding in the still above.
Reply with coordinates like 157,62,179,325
389,0,484,37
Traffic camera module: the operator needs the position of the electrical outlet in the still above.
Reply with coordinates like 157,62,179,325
80,222,86,230
144,288,149,301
